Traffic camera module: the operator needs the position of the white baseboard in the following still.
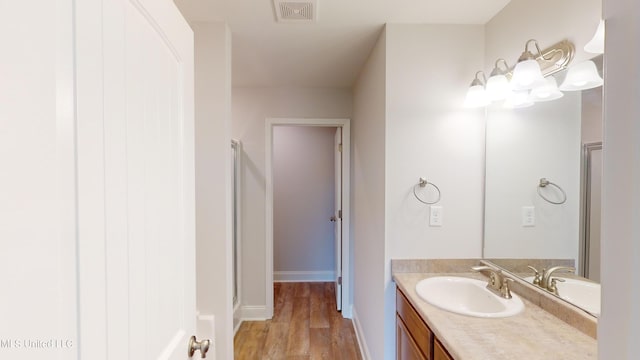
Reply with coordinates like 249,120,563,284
240,305,269,321
233,303,242,335
352,307,371,360
233,319,243,335
342,303,353,319
274,270,335,282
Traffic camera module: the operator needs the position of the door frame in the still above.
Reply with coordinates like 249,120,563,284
265,118,352,318
579,142,602,279
231,139,243,332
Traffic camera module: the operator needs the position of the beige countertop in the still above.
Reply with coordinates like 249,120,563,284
393,272,597,360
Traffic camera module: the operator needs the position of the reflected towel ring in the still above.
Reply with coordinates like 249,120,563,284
413,177,441,205
537,178,567,205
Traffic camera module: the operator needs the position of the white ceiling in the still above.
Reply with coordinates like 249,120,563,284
174,0,511,88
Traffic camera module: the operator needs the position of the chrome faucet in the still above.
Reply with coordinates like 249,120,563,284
528,265,575,293
471,266,513,299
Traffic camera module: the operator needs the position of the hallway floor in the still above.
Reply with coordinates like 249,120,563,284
234,282,362,359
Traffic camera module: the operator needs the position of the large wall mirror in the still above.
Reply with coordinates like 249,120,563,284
483,56,603,317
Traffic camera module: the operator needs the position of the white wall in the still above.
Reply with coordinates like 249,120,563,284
599,0,640,357
484,94,582,261
383,23,486,359
385,24,486,260
192,22,233,360
273,126,336,278
232,88,352,310
582,85,604,144
351,27,387,360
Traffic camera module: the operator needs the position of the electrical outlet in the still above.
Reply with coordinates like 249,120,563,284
522,206,535,227
430,206,443,227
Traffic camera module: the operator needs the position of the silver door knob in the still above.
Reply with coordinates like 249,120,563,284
188,335,211,358
330,216,337,222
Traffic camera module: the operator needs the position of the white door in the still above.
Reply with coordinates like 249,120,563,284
334,128,343,311
75,1,199,359
0,1,78,359
1,1,198,359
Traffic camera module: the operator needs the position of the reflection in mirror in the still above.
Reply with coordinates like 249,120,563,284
483,56,603,317
582,142,601,282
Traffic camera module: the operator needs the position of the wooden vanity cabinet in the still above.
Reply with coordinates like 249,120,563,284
396,288,454,360
433,339,453,360
397,314,428,360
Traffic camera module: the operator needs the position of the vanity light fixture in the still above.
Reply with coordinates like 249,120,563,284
463,40,575,108
464,71,490,108
486,59,512,101
558,60,603,91
584,20,605,54
530,76,564,102
511,40,547,91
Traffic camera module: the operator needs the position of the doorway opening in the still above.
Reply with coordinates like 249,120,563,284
265,118,351,319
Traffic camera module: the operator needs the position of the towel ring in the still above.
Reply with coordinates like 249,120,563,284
537,178,567,205
413,177,441,205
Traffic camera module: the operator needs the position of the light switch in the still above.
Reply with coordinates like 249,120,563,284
430,206,443,227
522,206,535,227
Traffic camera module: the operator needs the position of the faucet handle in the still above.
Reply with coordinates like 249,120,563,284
527,266,542,286
471,265,492,272
548,278,565,296
500,278,514,299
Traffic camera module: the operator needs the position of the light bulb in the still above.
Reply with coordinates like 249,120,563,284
511,59,545,91
504,90,533,109
559,60,603,91
584,20,605,54
464,85,489,108
530,77,564,102
486,74,511,101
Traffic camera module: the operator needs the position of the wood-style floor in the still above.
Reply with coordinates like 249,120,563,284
234,282,362,360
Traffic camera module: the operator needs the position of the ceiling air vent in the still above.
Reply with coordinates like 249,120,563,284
273,0,318,23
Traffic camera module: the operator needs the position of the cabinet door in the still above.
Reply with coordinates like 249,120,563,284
397,315,428,360
397,289,432,357
434,339,453,360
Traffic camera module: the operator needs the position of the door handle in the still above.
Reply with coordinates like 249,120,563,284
188,335,211,358
330,216,337,222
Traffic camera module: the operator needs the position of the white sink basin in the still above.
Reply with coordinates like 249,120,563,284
524,276,601,316
415,276,524,318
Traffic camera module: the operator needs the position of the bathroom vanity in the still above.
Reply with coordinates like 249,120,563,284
392,261,597,360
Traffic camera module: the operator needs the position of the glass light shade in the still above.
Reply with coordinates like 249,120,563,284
530,77,564,102
464,85,489,108
511,59,545,91
485,74,511,101
503,90,534,109
584,20,605,54
559,60,604,91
